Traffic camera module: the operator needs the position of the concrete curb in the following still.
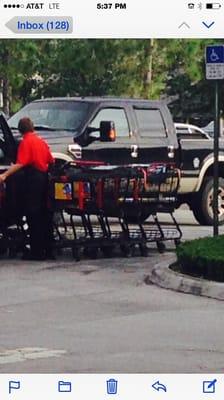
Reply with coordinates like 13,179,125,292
144,255,224,301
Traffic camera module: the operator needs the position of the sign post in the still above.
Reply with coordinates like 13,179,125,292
206,45,224,236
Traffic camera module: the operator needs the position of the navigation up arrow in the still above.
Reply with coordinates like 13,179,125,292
178,22,190,29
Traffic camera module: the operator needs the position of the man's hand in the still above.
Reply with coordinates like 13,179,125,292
0,164,24,183
0,173,6,184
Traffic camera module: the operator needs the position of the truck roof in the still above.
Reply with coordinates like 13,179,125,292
33,96,165,107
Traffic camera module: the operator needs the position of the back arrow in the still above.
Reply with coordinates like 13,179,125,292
178,22,190,29
152,381,167,392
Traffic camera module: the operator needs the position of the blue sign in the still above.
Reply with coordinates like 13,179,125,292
206,45,224,64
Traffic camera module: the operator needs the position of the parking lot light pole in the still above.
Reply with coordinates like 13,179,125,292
205,44,224,237
213,80,219,236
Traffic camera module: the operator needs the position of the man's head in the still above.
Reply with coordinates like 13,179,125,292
18,117,34,135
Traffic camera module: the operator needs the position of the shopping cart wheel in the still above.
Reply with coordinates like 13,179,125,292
139,244,148,257
174,239,181,247
0,242,8,256
84,247,99,259
72,247,81,261
0,248,7,256
157,241,166,253
131,245,137,257
120,244,131,257
56,247,63,256
8,246,17,258
101,246,114,258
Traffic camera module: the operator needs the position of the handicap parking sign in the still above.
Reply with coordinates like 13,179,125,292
206,45,224,63
206,45,224,79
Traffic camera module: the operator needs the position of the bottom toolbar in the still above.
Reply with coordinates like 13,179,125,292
0,374,223,399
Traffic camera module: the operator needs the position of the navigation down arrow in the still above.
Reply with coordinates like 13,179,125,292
202,21,215,28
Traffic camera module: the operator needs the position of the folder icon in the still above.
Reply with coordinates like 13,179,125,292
58,381,72,392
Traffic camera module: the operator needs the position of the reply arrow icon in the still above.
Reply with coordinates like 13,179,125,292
152,381,167,392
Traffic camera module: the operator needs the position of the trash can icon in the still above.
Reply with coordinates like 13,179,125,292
107,379,118,394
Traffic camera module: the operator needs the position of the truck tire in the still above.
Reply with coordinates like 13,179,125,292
125,211,150,224
192,177,224,225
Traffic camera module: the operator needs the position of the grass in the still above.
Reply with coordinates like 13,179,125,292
176,235,224,282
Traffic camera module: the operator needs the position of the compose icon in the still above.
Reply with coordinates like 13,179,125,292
203,379,217,393
107,379,118,395
58,381,72,393
9,380,20,394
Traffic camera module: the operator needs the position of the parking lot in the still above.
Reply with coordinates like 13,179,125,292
0,207,223,373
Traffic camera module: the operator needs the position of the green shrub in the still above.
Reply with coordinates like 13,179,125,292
176,235,224,282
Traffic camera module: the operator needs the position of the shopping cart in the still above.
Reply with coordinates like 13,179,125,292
49,163,137,259
49,161,182,259
118,163,182,253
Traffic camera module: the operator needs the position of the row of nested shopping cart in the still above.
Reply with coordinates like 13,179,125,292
49,161,182,260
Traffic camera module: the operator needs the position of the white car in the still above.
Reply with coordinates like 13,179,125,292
175,123,211,140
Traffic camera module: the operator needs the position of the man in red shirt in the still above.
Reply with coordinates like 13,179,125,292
0,117,55,260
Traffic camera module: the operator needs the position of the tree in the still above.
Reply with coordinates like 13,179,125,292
0,38,222,124
0,40,40,114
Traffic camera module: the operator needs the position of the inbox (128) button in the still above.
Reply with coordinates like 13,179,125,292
5,16,73,34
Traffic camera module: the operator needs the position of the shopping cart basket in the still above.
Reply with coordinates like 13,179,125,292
49,161,182,258
120,163,182,253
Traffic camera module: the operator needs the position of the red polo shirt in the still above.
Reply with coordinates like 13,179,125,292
16,131,54,172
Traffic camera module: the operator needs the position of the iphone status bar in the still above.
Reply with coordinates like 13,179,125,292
0,0,223,37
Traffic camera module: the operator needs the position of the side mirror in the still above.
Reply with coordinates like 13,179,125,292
0,149,4,159
100,121,116,142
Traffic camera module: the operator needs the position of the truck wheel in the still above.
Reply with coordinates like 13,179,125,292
193,177,224,225
192,203,207,225
126,212,150,224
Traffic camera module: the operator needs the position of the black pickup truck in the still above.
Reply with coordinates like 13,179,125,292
3,96,224,226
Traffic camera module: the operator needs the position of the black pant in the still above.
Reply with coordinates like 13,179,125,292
24,167,53,257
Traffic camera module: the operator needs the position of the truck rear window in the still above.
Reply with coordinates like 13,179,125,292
134,108,167,138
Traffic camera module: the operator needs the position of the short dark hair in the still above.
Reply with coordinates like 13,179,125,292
18,117,34,134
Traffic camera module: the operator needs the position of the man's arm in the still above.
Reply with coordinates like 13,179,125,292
0,163,24,183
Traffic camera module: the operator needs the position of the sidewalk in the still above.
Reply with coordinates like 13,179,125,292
145,254,224,301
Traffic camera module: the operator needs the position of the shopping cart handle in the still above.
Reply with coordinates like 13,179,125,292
71,160,107,167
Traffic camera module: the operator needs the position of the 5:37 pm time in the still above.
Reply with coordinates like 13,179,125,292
96,3,127,10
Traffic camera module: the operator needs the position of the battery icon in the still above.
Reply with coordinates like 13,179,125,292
206,3,221,8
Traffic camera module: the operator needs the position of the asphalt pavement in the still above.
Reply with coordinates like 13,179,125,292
0,207,223,373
